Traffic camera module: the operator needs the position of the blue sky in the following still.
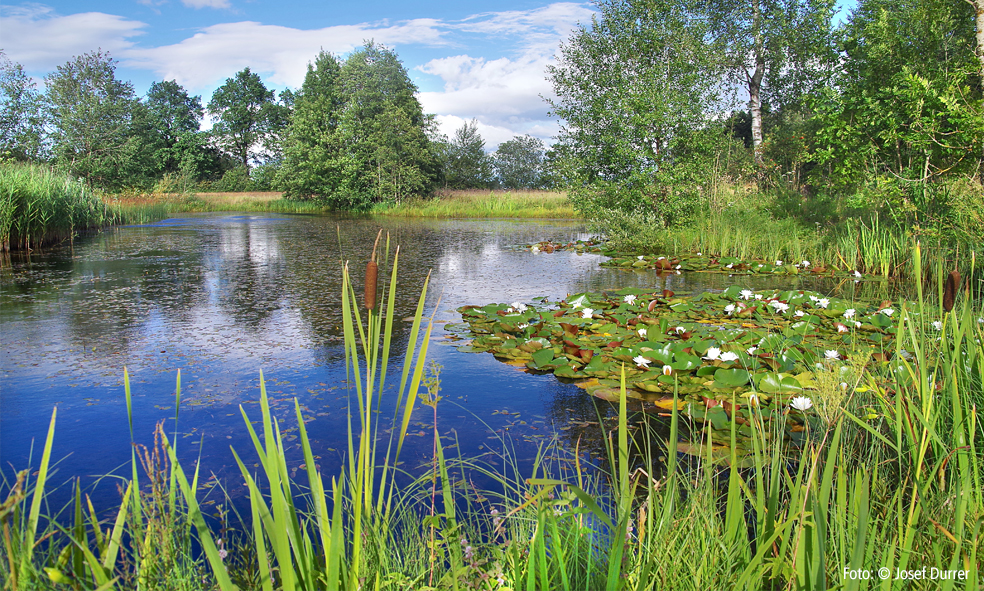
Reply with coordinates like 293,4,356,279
1,0,598,146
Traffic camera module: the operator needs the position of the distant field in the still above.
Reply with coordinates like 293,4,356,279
372,189,577,219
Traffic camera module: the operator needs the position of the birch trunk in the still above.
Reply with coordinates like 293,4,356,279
749,0,766,167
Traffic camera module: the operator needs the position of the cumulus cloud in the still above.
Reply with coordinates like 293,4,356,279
123,19,448,89
0,4,146,70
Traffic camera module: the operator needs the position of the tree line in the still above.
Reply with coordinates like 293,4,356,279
548,0,984,231
0,43,553,209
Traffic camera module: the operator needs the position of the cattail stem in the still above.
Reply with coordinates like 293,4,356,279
365,229,383,310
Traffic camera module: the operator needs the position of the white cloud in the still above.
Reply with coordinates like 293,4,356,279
182,0,231,8
0,4,146,71
123,19,448,89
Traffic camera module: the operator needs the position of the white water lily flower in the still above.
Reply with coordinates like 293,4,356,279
724,304,736,315
747,393,760,406
817,298,830,308
675,265,682,269
790,396,813,411
675,270,681,275
880,308,894,316
837,324,849,333
510,302,528,313
931,320,942,330
775,260,783,266
808,295,819,302
704,347,721,360
658,256,666,260
624,294,637,304
825,350,840,359
581,308,594,318
696,252,702,256
747,347,758,355
633,355,651,368
769,301,789,313
754,294,763,300
978,318,984,324
638,328,648,338
801,260,810,267
854,270,863,278
855,321,862,328
637,255,645,260
719,351,739,362
517,323,529,330
675,326,686,334
662,365,673,376
726,263,734,269
740,289,754,300
794,310,806,318
531,245,540,253
844,309,855,319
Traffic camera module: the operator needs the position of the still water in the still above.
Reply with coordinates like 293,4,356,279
0,213,887,509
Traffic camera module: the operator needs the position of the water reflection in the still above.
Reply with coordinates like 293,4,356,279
0,212,917,513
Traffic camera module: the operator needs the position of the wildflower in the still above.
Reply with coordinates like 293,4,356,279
510,302,527,313
740,289,754,300
825,350,840,359
623,294,637,304
662,365,673,376
776,260,783,266
790,396,813,411
218,548,228,560
704,347,721,360
840,382,848,391
880,308,894,316
769,301,789,313
697,252,702,256
817,298,830,308
633,355,651,368
794,310,806,318
931,320,942,331
719,351,739,362
747,347,757,355
801,260,810,267
854,270,863,278
724,304,736,315
978,318,984,324
638,328,648,338
581,308,594,319
844,309,855,319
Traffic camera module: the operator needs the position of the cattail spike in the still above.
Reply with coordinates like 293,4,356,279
365,261,378,310
943,270,960,313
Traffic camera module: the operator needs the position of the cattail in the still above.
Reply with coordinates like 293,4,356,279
364,229,383,310
364,260,378,310
943,270,960,312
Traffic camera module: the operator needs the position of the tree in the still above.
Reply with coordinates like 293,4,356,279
146,80,205,177
277,51,346,199
811,0,983,196
708,0,836,166
334,42,438,207
0,52,45,160
442,119,494,189
44,50,156,189
207,68,278,172
494,135,545,189
547,0,723,222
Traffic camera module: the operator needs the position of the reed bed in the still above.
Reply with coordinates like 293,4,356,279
2,243,981,590
0,162,164,252
372,189,577,219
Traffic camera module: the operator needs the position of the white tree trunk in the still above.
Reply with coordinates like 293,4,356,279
749,0,766,167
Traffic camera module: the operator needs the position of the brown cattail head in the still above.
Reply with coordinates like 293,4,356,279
943,270,960,312
364,260,378,310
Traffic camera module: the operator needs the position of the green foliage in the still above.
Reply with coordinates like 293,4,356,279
494,135,546,189
145,80,220,183
0,51,45,161
44,50,157,190
439,119,494,189
207,68,285,172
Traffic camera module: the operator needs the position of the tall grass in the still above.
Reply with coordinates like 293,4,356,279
371,190,577,219
2,242,981,590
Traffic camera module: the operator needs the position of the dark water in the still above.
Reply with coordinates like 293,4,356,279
0,213,898,510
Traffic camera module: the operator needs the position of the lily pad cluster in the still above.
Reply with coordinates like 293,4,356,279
457,286,911,433
523,240,608,254
600,253,871,280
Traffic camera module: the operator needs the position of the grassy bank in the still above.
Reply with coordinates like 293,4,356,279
371,189,577,219
0,162,166,252
2,242,981,590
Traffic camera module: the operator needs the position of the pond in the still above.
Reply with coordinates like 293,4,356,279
0,213,901,510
